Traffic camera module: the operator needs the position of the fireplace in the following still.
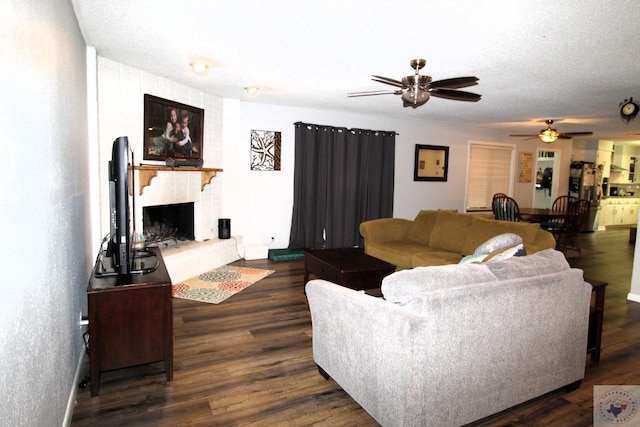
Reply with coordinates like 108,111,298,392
143,202,195,247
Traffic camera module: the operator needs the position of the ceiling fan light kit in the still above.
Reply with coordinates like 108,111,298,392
510,119,593,144
539,128,560,143
348,59,481,108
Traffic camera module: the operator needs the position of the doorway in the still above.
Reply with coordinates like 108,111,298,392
534,149,560,208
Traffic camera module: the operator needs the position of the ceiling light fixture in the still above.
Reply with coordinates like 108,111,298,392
399,74,431,108
244,86,259,95
538,128,560,144
190,62,208,74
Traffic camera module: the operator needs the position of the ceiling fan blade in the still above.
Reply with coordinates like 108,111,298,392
371,75,405,88
429,88,481,102
560,132,594,136
509,134,541,140
347,90,400,97
429,76,479,89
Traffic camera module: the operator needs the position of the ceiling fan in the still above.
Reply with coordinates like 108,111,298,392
509,119,594,144
347,59,481,108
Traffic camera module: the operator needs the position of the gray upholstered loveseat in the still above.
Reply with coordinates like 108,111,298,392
306,249,591,427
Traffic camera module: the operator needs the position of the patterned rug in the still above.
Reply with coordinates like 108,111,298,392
172,265,274,304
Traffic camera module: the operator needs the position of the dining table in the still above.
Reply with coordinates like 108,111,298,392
518,207,572,223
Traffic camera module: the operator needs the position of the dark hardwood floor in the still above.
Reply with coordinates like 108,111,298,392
71,228,640,426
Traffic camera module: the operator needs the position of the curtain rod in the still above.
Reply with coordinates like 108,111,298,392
293,121,398,135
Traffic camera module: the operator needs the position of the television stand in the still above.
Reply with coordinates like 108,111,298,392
87,247,173,396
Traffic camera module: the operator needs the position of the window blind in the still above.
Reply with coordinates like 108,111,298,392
466,144,514,211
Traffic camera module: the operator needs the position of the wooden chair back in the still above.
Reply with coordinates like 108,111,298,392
552,195,579,213
492,194,521,222
569,199,591,232
557,198,591,255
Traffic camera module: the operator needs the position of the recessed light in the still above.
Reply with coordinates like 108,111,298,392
190,62,208,74
244,86,259,95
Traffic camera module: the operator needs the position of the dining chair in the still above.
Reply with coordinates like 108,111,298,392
540,195,579,233
492,194,521,222
557,198,591,256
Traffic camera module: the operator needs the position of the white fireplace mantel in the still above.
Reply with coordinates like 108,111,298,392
131,165,223,195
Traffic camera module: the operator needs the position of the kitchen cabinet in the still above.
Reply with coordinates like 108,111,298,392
599,204,615,227
599,198,640,227
623,203,639,225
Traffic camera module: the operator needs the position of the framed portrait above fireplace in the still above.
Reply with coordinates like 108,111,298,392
143,94,204,161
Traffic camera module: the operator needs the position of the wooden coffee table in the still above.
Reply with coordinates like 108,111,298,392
303,248,396,291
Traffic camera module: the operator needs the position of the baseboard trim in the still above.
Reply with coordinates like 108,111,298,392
627,292,640,303
63,347,86,427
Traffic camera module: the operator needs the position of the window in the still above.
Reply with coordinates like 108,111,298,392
466,142,515,211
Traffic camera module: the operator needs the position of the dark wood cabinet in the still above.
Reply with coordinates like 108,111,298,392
585,278,607,363
87,248,173,396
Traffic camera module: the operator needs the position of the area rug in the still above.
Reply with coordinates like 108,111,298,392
172,265,274,304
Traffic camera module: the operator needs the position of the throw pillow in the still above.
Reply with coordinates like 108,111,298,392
472,233,524,256
484,243,526,262
460,236,526,264
460,216,539,256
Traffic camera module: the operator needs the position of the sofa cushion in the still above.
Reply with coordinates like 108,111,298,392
406,210,447,245
428,210,474,253
365,240,437,270
486,248,569,280
461,216,540,256
382,262,497,304
411,251,464,267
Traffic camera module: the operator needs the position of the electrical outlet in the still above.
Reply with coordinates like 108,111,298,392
79,312,89,327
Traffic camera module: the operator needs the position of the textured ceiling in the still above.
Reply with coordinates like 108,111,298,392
71,0,640,142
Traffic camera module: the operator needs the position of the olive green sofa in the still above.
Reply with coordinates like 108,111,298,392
359,209,556,269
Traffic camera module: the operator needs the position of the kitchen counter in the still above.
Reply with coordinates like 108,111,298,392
603,197,640,201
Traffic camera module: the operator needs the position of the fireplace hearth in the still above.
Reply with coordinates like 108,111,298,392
143,202,195,247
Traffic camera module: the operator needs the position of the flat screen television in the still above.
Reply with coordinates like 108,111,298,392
106,136,130,274
95,136,158,278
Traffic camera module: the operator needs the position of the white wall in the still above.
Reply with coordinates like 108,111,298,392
0,0,91,425
232,102,575,247
92,58,583,252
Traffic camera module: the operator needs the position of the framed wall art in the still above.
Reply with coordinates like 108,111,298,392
143,94,204,161
518,151,534,183
413,144,449,181
250,129,281,171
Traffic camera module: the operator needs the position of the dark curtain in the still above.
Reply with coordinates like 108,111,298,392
289,122,395,249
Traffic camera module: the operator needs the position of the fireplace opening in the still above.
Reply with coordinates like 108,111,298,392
143,202,195,247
